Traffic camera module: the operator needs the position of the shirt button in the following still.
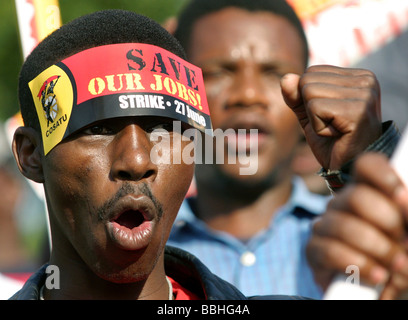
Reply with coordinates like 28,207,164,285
240,251,256,267
174,220,186,228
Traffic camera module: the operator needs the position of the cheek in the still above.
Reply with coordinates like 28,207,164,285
48,153,103,194
204,81,229,127
268,106,301,150
267,87,300,134
43,150,107,228
157,162,194,204
205,76,230,99
153,162,194,239
156,142,194,203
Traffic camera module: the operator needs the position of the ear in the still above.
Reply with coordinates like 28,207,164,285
12,126,44,183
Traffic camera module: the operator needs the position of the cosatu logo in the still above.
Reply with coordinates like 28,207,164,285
38,75,60,125
29,64,73,155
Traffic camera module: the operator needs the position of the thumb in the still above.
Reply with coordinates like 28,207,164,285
280,73,302,108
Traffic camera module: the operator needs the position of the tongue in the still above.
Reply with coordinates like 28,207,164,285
115,211,144,229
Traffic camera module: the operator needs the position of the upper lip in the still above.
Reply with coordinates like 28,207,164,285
105,194,156,223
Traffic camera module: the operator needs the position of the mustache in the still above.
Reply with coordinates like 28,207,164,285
97,182,163,221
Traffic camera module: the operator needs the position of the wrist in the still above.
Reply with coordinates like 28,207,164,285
318,168,351,194
319,121,401,194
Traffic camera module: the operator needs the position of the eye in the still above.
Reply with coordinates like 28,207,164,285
203,69,226,79
146,120,175,133
82,125,113,135
262,66,285,79
202,64,235,79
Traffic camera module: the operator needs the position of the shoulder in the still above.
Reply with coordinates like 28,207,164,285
164,246,247,300
8,264,48,300
164,246,312,300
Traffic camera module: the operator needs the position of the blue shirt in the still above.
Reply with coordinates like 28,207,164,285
167,177,331,299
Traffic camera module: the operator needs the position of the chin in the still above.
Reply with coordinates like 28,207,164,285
102,270,150,284
221,161,273,181
220,165,276,190
94,261,154,284
90,241,164,284
196,161,279,194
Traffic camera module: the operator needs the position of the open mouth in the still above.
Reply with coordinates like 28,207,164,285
220,115,272,154
114,210,145,230
108,208,154,251
104,193,158,251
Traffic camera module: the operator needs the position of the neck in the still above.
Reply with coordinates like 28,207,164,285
44,248,170,300
194,174,293,239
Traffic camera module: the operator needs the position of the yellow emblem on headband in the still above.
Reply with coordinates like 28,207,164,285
29,65,73,155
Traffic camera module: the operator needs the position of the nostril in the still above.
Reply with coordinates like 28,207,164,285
117,169,155,181
143,170,155,180
118,171,132,180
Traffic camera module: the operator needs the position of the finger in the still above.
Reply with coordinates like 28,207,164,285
304,98,362,137
354,153,401,196
300,72,380,91
328,184,406,241
307,234,389,288
315,209,405,268
306,65,377,77
301,82,379,105
302,100,381,159
300,83,381,139
281,73,310,129
380,273,408,300
354,153,408,214
300,68,381,121
280,73,302,108
380,285,399,300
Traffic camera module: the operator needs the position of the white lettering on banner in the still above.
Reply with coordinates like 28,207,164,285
119,94,165,109
118,95,207,128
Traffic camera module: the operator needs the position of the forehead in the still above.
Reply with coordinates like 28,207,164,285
188,7,305,65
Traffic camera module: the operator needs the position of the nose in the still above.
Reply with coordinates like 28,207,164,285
110,124,157,182
226,65,269,110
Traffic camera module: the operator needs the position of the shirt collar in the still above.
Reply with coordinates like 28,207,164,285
287,176,331,216
174,196,199,225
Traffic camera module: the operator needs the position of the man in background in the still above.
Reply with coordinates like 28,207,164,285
167,0,394,298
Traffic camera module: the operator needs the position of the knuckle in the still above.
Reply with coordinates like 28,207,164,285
346,185,369,211
357,87,377,104
301,83,318,102
299,73,313,89
312,217,324,234
305,65,318,73
357,73,378,89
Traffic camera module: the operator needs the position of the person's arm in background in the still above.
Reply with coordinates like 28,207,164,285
281,65,400,193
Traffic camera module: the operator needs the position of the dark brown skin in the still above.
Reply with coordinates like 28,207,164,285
306,153,408,300
186,7,382,239
281,65,382,170
12,116,194,299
